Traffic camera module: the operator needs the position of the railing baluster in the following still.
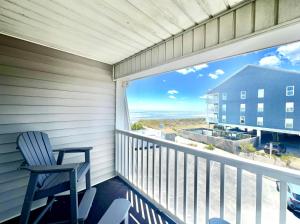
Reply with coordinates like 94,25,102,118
122,134,125,176
152,144,155,198
147,141,150,194
115,132,119,173
120,134,123,175
236,168,242,224
174,150,178,215
256,174,262,224
136,138,139,187
183,153,188,222
141,138,144,189
166,147,170,209
131,137,134,183
127,136,130,179
159,146,162,203
220,163,225,219
205,159,210,224
194,156,198,224
279,181,287,224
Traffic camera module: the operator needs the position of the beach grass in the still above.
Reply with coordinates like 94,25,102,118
137,118,208,133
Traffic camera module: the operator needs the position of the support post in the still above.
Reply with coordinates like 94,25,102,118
116,80,130,130
257,129,261,147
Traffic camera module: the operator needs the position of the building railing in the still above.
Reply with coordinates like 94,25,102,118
115,129,300,224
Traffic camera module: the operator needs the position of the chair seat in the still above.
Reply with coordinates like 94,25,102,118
34,162,90,200
98,199,131,224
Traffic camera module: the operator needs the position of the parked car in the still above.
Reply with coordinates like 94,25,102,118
277,182,300,212
264,142,286,155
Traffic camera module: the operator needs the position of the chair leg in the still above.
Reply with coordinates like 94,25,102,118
70,169,78,224
124,213,129,224
20,173,38,224
86,170,91,190
85,151,91,189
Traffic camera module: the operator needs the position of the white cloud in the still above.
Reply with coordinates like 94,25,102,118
259,55,281,67
208,69,225,79
277,42,300,64
169,95,176,99
193,63,208,70
208,73,218,79
215,69,224,75
162,79,166,82
199,94,207,99
176,63,208,75
176,68,195,75
167,89,178,95
197,74,204,78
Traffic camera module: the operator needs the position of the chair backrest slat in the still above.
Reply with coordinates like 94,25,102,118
17,131,56,186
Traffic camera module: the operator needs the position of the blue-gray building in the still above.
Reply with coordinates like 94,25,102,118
207,65,300,140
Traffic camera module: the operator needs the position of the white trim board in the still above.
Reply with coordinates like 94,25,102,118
116,20,300,82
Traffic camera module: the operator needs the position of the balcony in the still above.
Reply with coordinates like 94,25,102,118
115,129,300,224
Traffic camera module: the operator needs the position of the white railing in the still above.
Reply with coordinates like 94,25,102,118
115,129,300,224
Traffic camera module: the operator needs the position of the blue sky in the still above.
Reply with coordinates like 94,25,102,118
127,41,300,113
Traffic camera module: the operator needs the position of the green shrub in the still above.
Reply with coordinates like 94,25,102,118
240,142,256,159
240,142,256,153
205,144,215,150
280,153,295,167
131,121,144,130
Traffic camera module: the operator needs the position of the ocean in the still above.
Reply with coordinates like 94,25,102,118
130,110,206,122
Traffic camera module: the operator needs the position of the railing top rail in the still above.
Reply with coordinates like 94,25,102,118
116,129,300,184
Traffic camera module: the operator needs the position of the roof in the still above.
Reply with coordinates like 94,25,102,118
208,64,300,94
0,0,246,64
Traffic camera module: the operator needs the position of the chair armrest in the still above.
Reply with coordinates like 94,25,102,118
55,147,92,165
53,147,93,153
20,163,79,173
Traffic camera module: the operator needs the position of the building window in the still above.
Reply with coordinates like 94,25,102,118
257,103,264,112
286,86,294,96
240,91,246,99
286,102,294,112
285,118,293,129
240,116,245,124
258,89,264,98
222,115,226,123
222,93,227,100
222,104,226,113
240,103,246,112
257,117,263,126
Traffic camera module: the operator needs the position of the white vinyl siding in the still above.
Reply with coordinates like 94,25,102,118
257,103,264,112
240,91,246,99
286,86,294,96
285,118,293,129
286,102,294,112
0,35,115,222
258,89,264,98
257,117,263,126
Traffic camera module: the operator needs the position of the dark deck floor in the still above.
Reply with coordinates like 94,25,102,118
5,176,175,224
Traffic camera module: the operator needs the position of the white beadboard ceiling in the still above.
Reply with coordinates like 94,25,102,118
0,0,246,64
